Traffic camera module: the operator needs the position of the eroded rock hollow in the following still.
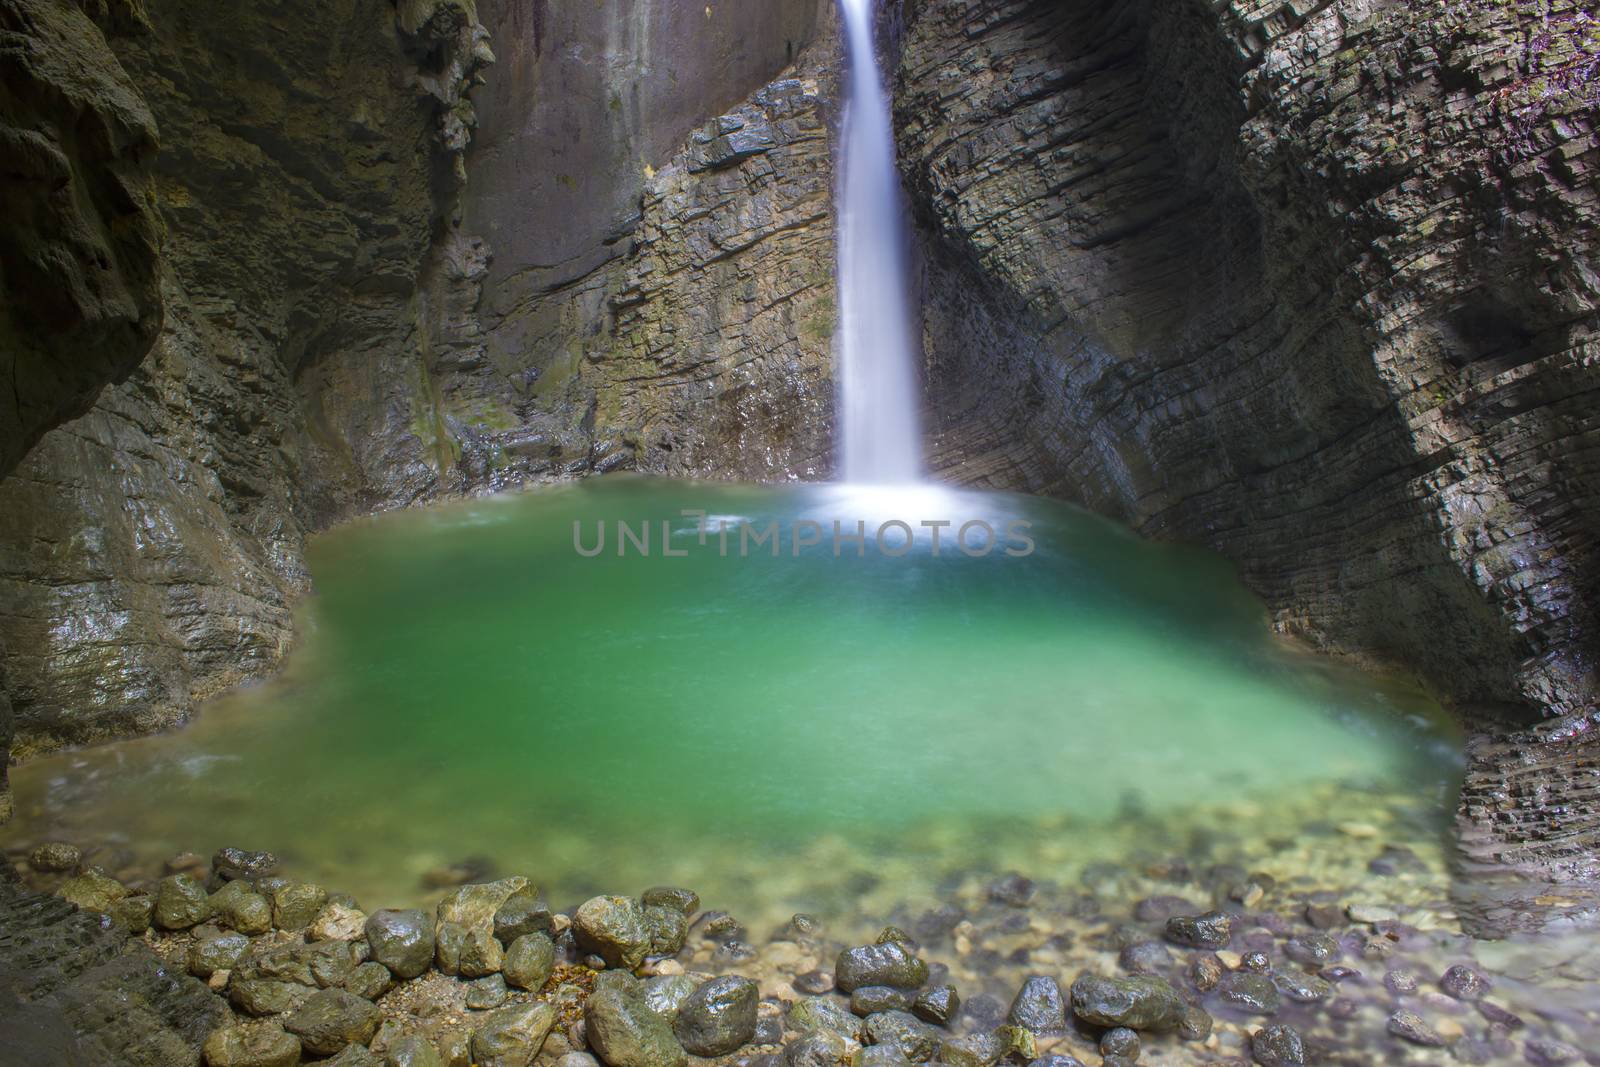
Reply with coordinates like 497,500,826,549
1,0,1597,964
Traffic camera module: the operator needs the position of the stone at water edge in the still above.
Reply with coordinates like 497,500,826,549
1165,911,1232,949
325,1045,380,1067
284,988,383,1055
56,868,130,914
851,986,911,1015
788,994,868,1042
1007,975,1067,1034
437,876,530,932
858,1045,913,1066
155,874,213,930
1440,964,1492,1000
466,973,509,1010
435,919,503,977
863,1010,940,1061
834,940,929,992
365,908,435,978
641,974,699,1022
494,890,553,944
1069,974,1186,1031
1219,971,1281,1015
210,880,273,935
346,961,395,1000
1100,1027,1139,1059
1387,1010,1446,1047
674,975,759,1056
309,901,368,942
212,847,280,882
912,983,959,1025
574,895,654,970
388,1034,445,1067
643,903,689,956
780,1029,857,1067
190,933,251,978
271,881,329,932
640,886,699,915
201,1023,302,1067
28,841,81,872
586,982,689,1067
503,931,556,990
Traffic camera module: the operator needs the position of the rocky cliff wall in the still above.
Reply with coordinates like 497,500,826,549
895,0,1600,895
0,0,483,770
0,0,838,801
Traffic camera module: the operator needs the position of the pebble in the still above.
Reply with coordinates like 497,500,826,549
1101,1026,1140,1059
1166,911,1233,949
1386,1009,1445,1046
1439,963,1491,1000
1250,1023,1306,1066
1069,975,1185,1031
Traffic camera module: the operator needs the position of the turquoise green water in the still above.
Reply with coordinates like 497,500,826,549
6,477,1459,917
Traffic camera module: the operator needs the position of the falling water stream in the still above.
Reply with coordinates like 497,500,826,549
836,0,922,484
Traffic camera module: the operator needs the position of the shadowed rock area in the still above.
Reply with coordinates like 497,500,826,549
894,0,1600,898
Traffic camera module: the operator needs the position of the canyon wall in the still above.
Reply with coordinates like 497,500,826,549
0,0,835,793
896,0,1600,896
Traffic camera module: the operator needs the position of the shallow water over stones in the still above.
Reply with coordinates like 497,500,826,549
11,479,1597,1060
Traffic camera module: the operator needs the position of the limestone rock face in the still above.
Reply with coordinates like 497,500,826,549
895,0,1600,885
0,0,487,765
0,0,831,780
0,0,163,481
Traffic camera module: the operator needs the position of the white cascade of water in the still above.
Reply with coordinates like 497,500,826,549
835,0,922,485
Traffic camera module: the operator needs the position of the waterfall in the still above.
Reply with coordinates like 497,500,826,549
836,0,922,485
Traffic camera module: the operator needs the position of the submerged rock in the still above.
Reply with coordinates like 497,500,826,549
28,842,81,873
640,886,699,915
212,847,280,882
1440,964,1491,1000
471,1001,556,1067
835,941,928,992
912,984,958,1025
782,1029,858,1067
1069,975,1184,1032
1251,1024,1305,1066
1386,1010,1445,1047
674,975,758,1056
366,909,435,979
1219,972,1281,1015
1100,1027,1139,1059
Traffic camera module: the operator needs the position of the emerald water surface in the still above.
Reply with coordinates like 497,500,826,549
6,478,1459,920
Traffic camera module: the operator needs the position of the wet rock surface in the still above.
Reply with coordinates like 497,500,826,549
3,808,1598,1067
